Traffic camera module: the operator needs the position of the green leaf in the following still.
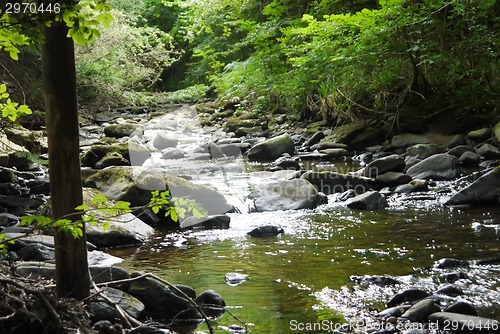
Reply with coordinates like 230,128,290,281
91,193,108,205
102,221,110,232
75,204,89,211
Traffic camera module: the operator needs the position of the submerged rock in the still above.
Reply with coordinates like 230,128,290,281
247,225,284,237
180,215,230,230
224,272,249,286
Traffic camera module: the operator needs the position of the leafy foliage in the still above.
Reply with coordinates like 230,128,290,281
0,83,32,121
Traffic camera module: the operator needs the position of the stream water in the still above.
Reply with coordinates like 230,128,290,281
107,106,499,333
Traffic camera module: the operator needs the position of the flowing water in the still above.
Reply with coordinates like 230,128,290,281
108,106,499,333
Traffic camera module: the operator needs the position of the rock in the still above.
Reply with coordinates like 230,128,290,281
87,251,123,267
433,258,469,269
89,266,130,284
95,151,130,169
195,290,226,319
161,148,184,159
374,172,412,188
494,121,500,143
303,131,325,147
348,126,382,150
459,151,481,165
362,154,405,178
152,132,178,149
315,142,349,150
386,289,430,307
301,171,371,195
318,148,349,158
406,143,446,159
83,166,232,216
174,284,196,300
7,151,33,170
376,305,412,318
81,144,130,168
447,145,475,157
3,126,46,154
406,153,459,180
393,184,417,193
401,299,441,322
443,301,478,316
128,140,151,166
247,134,295,161
224,272,249,286
271,156,300,171
345,191,387,210
217,144,242,158
17,243,55,262
350,275,399,286
440,272,467,283
428,312,499,333
467,127,492,142
15,261,56,279
247,179,323,212
476,143,500,159
391,134,430,150
126,274,201,321
104,123,144,138
448,134,466,148
26,179,50,194
247,225,284,237
0,213,19,227
224,114,260,133
435,284,463,297
320,120,366,144
89,287,145,322
444,167,500,206
180,215,230,230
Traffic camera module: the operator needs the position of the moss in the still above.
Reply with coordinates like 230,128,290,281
321,120,366,144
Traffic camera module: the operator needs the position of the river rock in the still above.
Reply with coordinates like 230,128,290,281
458,151,481,165
401,299,441,322
17,243,55,262
95,151,130,169
128,139,151,166
152,132,178,149
391,134,430,150
448,145,475,157
448,134,466,148
180,215,230,230
247,179,323,212
271,156,300,171
247,134,295,161
83,166,232,216
301,171,371,195
104,123,144,138
247,225,284,237
303,131,325,147
217,144,243,158
406,153,459,180
406,143,446,159
433,258,469,269
387,289,430,307
195,289,226,319
443,301,478,316
476,143,500,159
467,127,492,142
0,212,19,227
345,191,387,210
89,287,145,322
374,172,412,188
428,312,499,333
362,154,405,178
444,167,500,206
320,120,366,144
81,143,130,168
15,261,56,279
435,284,463,297
315,142,349,150
161,147,185,159
89,266,130,285
495,121,500,143
126,273,201,322
224,272,249,286
318,148,349,158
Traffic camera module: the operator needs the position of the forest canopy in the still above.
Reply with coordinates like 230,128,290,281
1,0,498,130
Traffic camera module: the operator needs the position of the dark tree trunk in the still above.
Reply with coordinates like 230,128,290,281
42,13,90,299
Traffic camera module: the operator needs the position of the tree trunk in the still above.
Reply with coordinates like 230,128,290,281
42,14,90,299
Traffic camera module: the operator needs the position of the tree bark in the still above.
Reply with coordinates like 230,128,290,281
42,13,90,299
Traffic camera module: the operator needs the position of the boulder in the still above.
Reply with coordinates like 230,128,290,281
89,287,144,322
247,134,295,161
81,144,129,168
447,134,466,148
83,166,232,216
95,152,129,169
433,258,469,269
348,126,382,150
320,120,366,144
247,179,323,212
362,154,405,178
401,299,441,322
374,172,412,188
458,151,481,165
126,273,201,321
494,121,500,143
443,302,478,316
224,115,260,133
406,153,459,180
271,156,300,171
435,284,463,297
386,289,430,307
301,171,371,195
17,243,55,262
161,148,185,160
428,312,499,333
152,132,178,150
444,167,500,206
0,212,19,227
303,131,325,147
315,142,349,150
476,143,500,159
406,143,446,159
467,127,492,142
345,191,387,210
89,266,130,285
195,290,226,319
104,123,144,138
447,145,475,157
180,215,230,230
318,148,349,158
391,134,430,150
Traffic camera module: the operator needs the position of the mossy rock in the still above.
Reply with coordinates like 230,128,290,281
493,121,500,143
95,152,129,169
224,114,260,132
104,123,144,138
81,144,130,168
83,166,232,215
321,120,367,144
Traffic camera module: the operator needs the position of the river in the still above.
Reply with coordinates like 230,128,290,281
107,105,499,333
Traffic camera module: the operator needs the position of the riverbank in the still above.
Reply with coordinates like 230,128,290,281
0,100,499,333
